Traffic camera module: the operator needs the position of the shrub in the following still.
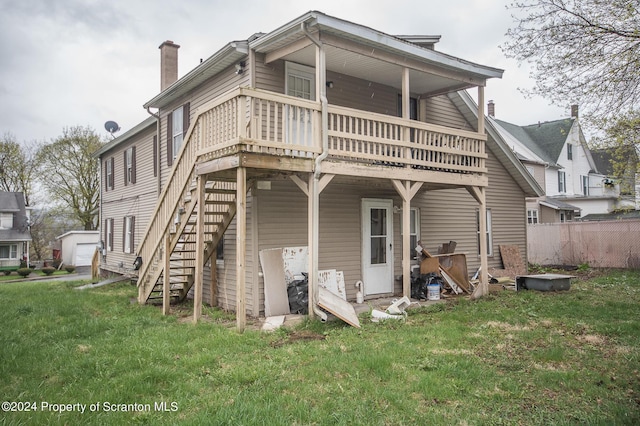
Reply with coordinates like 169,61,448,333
64,265,76,274
41,267,56,276
17,268,32,278
3,270,12,276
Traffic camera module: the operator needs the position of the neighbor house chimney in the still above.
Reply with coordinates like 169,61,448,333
487,100,495,118
159,40,180,91
571,104,579,119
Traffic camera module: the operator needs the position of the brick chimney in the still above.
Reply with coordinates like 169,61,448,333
487,100,495,117
571,104,579,119
159,40,180,91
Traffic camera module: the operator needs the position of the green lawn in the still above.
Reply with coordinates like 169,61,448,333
1,270,639,425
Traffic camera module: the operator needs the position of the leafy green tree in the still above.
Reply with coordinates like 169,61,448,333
502,0,640,123
38,126,103,230
0,133,39,206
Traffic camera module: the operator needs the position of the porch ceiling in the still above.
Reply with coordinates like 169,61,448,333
281,44,467,96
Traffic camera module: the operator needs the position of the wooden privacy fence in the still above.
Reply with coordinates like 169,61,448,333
527,220,640,269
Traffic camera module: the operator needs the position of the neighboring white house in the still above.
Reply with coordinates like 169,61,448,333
56,231,100,268
489,103,619,223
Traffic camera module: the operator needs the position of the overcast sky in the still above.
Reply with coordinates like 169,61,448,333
0,0,570,144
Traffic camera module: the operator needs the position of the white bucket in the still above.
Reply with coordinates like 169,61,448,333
427,283,440,300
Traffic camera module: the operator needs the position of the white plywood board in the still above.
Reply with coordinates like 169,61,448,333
259,248,290,317
318,269,347,300
282,246,309,284
318,287,361,328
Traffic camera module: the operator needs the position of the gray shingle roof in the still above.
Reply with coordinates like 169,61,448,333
0,192,31,242
495,118,575,165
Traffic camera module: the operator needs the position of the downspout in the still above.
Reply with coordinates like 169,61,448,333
146,107,162,196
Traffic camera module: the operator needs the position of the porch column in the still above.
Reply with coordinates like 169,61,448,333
308,174,318,318
477,85,485,135
193,175,205,323
392,179,423,298
402,67,410,119
236,166,247,332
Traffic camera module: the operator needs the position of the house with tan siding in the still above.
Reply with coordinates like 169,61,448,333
95,11,542,329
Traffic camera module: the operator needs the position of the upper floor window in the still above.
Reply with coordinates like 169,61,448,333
124,146,136,185
167,103,190,166
527,209,539,224
581,175,589,196
286,62,315,100
567,143,573,160
0,213,13,229
105,157,114,190
558,171,566,193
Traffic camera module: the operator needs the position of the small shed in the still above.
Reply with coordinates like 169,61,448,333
56,231,100,267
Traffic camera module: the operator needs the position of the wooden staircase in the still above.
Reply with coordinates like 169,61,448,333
144,179,237,304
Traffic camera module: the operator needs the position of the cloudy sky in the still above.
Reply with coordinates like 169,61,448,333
0,0,570,144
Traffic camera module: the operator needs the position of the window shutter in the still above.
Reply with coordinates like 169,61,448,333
110,157,115,189
109,219,114,250
122,218,126,253
183,102,190,135
123,150,128,186
167,112,173,166
131,146,136,184
105,160,109,191
153,136,157,177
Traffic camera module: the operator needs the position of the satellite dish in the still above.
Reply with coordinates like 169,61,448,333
104,120,120,135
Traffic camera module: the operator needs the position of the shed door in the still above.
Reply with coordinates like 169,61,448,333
75,243,96,266
362,199,394,295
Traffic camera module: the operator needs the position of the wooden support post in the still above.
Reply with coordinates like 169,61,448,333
392,179,423,298
467,186,489,298
162,234,170,315
209,249,217,307
193,176,205,323
236,166,247,332
478,85,485,135
308,173,318,318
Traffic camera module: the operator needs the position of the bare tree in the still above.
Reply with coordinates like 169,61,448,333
502,0,640,123
0,133,39,206
38,126,103,230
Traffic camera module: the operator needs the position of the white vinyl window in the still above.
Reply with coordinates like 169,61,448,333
400,208,421,259
476,209,493,256
0,213,13,229
172,106,184,161
286,62,315,100
558,171,567,193
0,244,17,259
125,146,135,185
124,216,135,254
582,175,589,196
105,157,114,190
527,209,539,224
106,219,114,252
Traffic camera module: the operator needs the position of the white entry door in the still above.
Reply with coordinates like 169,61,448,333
362,199,394,295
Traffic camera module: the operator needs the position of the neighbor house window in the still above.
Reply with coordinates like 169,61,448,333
105,218,114,252
527,209,539,224
0,213,13,229
123,216,135,254
558,171,566,193
567,143,573,160
0,244,17,259
581,175,589,196
105,157,114,190
167,103,190,166
476,209,493,256
124,146,136,185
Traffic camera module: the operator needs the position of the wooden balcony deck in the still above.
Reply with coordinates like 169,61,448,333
192,87,488,185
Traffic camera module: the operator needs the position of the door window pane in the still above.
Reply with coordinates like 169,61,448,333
370,208,387,264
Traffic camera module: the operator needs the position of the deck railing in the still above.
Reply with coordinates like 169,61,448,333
137,86,487,295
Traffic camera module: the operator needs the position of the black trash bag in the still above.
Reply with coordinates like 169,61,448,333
287,273,308,314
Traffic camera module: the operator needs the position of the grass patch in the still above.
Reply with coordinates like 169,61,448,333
1,271,639,424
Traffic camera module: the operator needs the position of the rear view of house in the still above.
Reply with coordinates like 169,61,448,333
96,11,542,329
0,192,31,271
